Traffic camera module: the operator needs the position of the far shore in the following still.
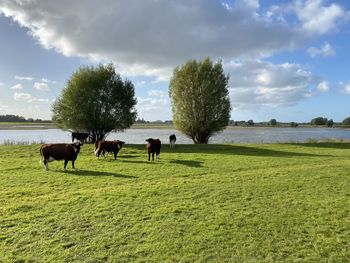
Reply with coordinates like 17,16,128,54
0,122,349,131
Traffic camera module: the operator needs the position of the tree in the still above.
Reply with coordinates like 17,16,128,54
269,119,277,126
290,122,299,128
342,117,350,127
247,120,254,126
169,58,231,144
52,64,137,142
310,117,327,126
326,119,334,127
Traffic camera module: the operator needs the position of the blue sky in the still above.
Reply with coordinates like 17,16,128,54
0,0,349,122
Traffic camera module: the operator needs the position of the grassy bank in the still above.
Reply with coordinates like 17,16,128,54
1,143,349,262
0,122,56,130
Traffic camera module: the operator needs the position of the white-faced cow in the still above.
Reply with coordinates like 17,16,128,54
169,134,176,148
40,142,82,171
146,138,161,161
95,140,125,160
71,132,89,143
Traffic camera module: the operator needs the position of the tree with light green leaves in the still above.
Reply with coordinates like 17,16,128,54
52,64,137,142
169,58,231,144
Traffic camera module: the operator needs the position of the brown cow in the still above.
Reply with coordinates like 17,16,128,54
40,142,82,171
95,140,125,160
146,138,161,161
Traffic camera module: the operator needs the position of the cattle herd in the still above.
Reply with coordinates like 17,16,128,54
39,133,177,171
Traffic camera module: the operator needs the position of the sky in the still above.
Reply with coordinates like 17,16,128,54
0,0,349,122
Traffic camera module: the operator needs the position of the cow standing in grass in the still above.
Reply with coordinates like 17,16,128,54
71,132,89,143
169,134,176,148
146,138,161,161
40,142,82,171
95,140,125,160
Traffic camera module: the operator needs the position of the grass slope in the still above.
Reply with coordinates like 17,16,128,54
1,143,349,262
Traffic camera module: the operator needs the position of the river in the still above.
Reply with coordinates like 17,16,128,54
0,128,349,144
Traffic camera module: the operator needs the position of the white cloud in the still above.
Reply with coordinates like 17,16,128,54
41,78,57,84
307,42,336,57
292,0,345,35
15,75,33,81
0,82,4,86
14,92,33,101
316,81,330,92
34,98,50,102
136,96,171,120
13,92,50,103
225,60,322,110
342,83,350,94
10,83,23,90
0,104,10,113
34,82,50,91
1,0,347,79
148,90,165,97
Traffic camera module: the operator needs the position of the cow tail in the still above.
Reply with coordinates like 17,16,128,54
39,145,44,164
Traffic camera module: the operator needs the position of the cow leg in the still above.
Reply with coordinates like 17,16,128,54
44,159,49,171
64,160,69,171
152,152,155,161
72,160,75,170
148,151,150,161
114,151,117,160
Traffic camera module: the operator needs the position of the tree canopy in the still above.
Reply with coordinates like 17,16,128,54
342,117,350,127
269,119,277,126
52,64,137,142
169,58,231,144
310,117,327,126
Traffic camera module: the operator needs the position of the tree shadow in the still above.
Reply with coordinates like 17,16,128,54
65,169,138,178
170,160,204,167
120,155,140,159
167,144,331,158
122,160,152,164
288,142,350,150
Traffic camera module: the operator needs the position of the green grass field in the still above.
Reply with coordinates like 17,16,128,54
1,143,349,262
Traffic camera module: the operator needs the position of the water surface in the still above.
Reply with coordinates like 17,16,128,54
1,128,349,144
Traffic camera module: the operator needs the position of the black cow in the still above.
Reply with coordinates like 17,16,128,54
146,138,161,161
71,132,89,143
95,140,125,160
169,134,176,148
40,142,82,171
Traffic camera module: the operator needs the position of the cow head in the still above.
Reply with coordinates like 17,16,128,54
73,142,82,154
118,141,125,149
146,138,154,143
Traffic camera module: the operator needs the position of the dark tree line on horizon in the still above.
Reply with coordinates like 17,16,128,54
2,114,350,128
0,114,50,123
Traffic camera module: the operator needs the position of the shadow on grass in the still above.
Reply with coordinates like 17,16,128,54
121,159,161,164
120,155,140,159
288,142,350,150
170,160,204,167
158,144,331,158
65,169,138,178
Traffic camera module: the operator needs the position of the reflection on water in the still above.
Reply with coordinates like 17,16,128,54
1,128,349,144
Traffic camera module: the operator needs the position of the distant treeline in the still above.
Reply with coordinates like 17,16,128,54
229,117,350,128
0,114,51,123
2,115,350,128
136,117,350,128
